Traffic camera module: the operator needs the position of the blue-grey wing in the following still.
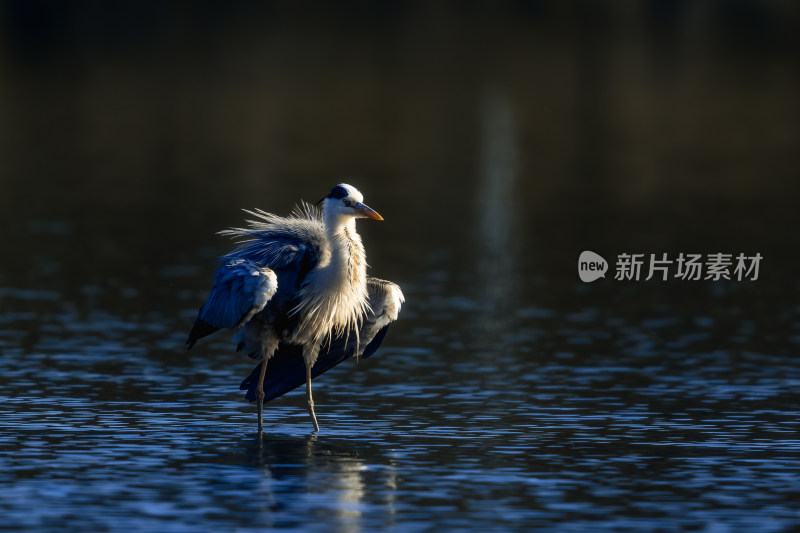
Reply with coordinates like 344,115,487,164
218,206,326,272
186,259,278,348
240,277,405,402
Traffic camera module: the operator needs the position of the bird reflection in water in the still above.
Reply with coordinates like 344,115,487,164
242,433,400,532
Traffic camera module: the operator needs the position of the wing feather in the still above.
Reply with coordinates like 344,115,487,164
187,203,324,349
186,259,278,348
218,203,327,271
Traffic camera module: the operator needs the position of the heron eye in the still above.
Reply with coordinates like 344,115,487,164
344,200,353,207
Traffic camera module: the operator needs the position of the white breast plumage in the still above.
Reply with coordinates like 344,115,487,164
290,224,370,345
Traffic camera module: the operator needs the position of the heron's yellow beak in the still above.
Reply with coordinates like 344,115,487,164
355,202,383,221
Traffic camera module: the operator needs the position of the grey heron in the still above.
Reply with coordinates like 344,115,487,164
186,184,404,432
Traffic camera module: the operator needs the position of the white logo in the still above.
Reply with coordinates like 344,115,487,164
578,252,762,282
578,251,608,282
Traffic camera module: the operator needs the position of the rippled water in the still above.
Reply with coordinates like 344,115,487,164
2,224,799,531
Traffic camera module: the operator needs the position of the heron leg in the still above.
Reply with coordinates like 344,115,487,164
306,363,320,432
256,358,269,433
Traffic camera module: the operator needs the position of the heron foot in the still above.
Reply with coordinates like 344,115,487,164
255,358,269,434
307,397,320,433
256,389,265,433
305,363,320,432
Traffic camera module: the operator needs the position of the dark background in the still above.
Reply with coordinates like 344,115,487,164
2,2,798,273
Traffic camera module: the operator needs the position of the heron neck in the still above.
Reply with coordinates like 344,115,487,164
323,215,365,283
325,215,356,238
322,208,357,240
293,208,369,340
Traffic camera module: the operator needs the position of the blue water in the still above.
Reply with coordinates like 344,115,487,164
2,250,799,531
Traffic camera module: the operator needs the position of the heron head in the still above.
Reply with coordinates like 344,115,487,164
318,183,383,221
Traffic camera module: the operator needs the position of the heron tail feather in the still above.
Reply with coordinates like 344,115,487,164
240,325,392,403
